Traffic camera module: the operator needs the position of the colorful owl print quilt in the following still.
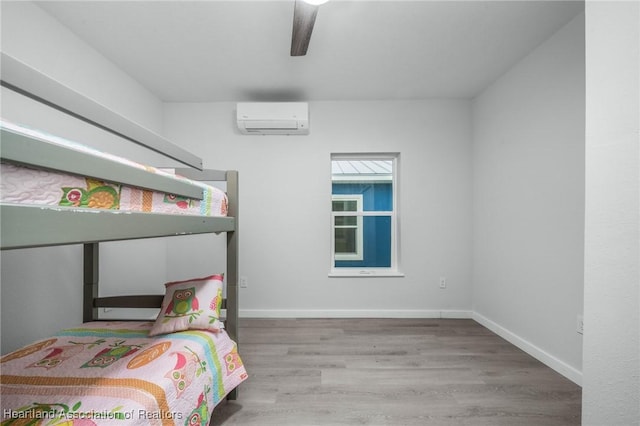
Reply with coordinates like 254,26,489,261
0,321,248,425
0,162,228,217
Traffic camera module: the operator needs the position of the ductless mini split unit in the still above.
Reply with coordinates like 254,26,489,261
236,102,309,135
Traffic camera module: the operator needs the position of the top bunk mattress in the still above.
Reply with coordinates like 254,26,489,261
0,120,228,217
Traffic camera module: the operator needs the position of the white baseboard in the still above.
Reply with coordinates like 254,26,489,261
472,312,583,386
240,309,473,319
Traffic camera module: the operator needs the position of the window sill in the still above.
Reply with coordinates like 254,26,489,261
328,271,405,278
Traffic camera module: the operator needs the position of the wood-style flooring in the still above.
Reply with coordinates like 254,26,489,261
212,318,581,426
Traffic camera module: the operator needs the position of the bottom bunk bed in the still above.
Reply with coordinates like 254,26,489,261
1,322,245,426
1,274,248,426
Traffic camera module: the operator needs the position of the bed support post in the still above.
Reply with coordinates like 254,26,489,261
226,170,239,401
226,171,239,341
83,243,99,322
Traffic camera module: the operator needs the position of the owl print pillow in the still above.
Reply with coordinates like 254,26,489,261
149,274,225,336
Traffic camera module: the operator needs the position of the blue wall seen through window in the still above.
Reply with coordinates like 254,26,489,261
332,182,392,267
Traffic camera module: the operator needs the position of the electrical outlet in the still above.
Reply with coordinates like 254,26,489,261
439,277,447,289
577,315,584,334
239,276,248,288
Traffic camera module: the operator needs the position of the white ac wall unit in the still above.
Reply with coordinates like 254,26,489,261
237,102,309,135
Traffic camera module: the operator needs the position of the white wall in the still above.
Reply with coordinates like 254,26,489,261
163,100,473,318
582,1,639,424
0,1,163,133
471,13,585,383
0,2,182,167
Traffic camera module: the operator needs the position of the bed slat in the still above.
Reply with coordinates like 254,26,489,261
93,296,228,310
0,204,235,250
95,295,164,309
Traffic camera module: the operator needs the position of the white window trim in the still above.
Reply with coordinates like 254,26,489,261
332,194,364,261
328,270,406,278
330,153,401,277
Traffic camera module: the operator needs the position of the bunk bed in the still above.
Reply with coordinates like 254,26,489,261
0,63,246,424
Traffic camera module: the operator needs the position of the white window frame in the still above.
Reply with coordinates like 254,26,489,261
332,194,364,261
329,153,403,277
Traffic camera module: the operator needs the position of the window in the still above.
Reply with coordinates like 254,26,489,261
330,153,401,276
332,194,363,261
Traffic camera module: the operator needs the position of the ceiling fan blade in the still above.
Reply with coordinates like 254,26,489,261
291,0,319,56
